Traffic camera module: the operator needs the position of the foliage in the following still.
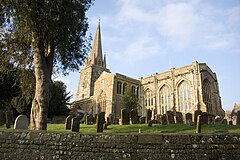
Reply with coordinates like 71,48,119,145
123,90,138,111
49,81,71,117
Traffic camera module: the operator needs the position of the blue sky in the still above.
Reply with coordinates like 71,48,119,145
55,0,240,111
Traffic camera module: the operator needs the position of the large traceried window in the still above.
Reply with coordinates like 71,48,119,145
97,91,106,113
159,85,171,114
202,79,213,114
178,81,192,113
144,89,154,107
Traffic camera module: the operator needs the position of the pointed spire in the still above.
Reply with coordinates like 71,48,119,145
90,18,104,67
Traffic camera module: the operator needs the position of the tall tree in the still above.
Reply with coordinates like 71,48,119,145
123,90,138,111
0,0,93,130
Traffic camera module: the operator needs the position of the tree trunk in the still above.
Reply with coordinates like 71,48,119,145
30,32,53,130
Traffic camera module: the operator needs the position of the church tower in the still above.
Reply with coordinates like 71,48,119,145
75,20,109,101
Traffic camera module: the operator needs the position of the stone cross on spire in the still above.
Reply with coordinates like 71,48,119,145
89,18,106,68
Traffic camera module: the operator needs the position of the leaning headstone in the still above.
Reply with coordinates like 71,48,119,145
236,111,240,125
194,110,202,125
201,112,208,124
146,109,152,123
196,115,202,133
65,115,72,130
103,123,107,130
215,116,222,124
148,120,153,127
0,109,5,126
71,117,80,132
222,119,227,125
166,111,175,124
139,117,146,124
130,109,138,124
96,112,105,132
86,114,94,125
5,110,14,125
120,109,130,125
162,114,167,125
14,115,29,130
185,113,193,125
175,112,183,124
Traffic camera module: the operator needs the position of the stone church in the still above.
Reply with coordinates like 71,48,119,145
72,21,224,122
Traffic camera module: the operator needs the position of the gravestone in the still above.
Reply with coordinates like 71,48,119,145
201,112,208,124
5,111,14,128
236,111,240,125
146,109,152,123
0,109,5,126
103,123,107,129
185,113,193,125
14,115,29,130
156,114,162,124
215,116,222,124
166,111,175,124
196,115,202,133
139,117,146,124
86,114,94,125
194,110,202,125
120,109,130,125
175,112,183,124
148,120,153,127
71,117,80,132
229,120,233,125
130,109,138,124
109,114,114,124
96,112,105,132
162,114,167,125
116,117,119,125
65,116,72,130
222,119,227,125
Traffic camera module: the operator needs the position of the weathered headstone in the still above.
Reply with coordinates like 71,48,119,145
194,110,202,125
196,115,202,133
65,116,72,130
71,117,80,132
148,120,153,127
120,109,130,125
139,117,146,124
146,109,152,123
103,123,107,129
14,115,29,130
106,117,110,125
166,111,175,124
222,119,227,125
130,109,138,124
185,113,193,125
215,116,222,124
156,114,162,124
109,114,114,124
201,112,208,124
236,111,240,125
229,120,233,125
162,114,167,125
5,111,14,128
86,114,94,125
0,109,5,126
96,112,105,132
175,112,183,124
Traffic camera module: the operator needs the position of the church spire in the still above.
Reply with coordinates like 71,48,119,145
90,19,105,67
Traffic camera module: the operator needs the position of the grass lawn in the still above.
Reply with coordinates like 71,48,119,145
1,123,240,133
47,123,240,133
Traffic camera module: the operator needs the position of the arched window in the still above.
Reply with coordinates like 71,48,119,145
159,85,170,114
202,79,213,113
97,91,106,113
144,89,154,107
178,81,191,113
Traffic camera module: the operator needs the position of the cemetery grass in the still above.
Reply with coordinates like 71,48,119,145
1,124,240,133
46,124,240,133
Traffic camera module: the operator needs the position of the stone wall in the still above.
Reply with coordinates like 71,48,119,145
1,131,239,160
